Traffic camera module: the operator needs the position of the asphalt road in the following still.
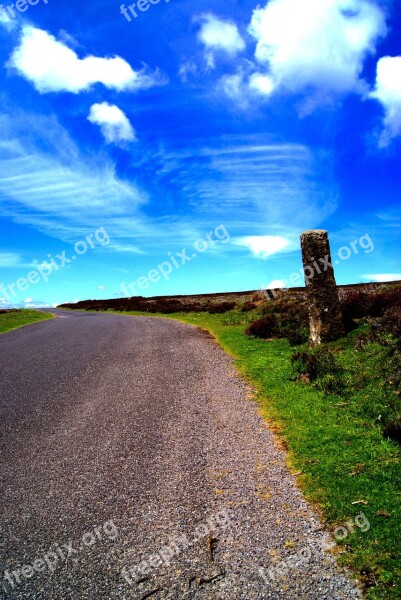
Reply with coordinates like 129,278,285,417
0,309,361,599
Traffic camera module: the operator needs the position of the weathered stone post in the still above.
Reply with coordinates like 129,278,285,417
300,230,345,344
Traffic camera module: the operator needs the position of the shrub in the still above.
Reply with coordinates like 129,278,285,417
150,300,184,313
291,351,319,382
188,302,208,313
382,305,401,337
245,314,278,338
246,294,309,345
278,304,309,346
281,324,309,346
241,301,257,312
383,417,401,445
340,286,401,323
318,373,347,395
291,347,345,393
370,286,401,316
207,301,237,314
340,290,372,321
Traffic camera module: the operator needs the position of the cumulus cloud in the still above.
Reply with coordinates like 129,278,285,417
370,56,401,145
10,26,164,93
247,0,386,103
197,13,245,67
266,279,287,289
235,235,291,258
88,103,136,145
249,73,275,96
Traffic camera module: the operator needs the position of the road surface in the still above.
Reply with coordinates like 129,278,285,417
0,309,360,598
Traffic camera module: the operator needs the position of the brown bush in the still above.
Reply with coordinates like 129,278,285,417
264,294,308,323
382,305,401,337
241,301,257,312
245,294,309,344
245,314,278,338
340,286,401,322
207,301,237,314
383,417,401,445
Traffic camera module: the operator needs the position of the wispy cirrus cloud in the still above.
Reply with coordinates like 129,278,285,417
9,26,166,94
0,110,150,247
0,252,32,268
158,139,337,235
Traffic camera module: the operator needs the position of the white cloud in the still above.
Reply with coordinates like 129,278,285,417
266,279,287,289
159,140,337,234
0,252,24,268
178,61,198,82
247,0,386,104
235,235,291,259
220,72,246,101
10,26,164,94
24,297,33,303
96,285,107,290
370,56,401,145
23,301,50,308
362,273,401,283
197,13,245,68
0,110,152,247
108,243,143,254
0,253,34,269
88,103,136,145
0,9,16,31
249,73,275,96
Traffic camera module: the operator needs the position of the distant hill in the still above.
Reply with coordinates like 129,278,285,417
59,280,401,314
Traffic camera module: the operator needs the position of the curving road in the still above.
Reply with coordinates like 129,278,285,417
0,309,360,599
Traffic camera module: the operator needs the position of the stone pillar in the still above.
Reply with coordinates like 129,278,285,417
300,230,345,344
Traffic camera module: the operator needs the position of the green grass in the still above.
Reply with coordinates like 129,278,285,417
103,307,401,598
0,309,54,334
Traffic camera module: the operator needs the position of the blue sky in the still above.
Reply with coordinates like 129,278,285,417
0,0,400,307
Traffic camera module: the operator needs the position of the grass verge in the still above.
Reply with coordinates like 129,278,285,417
103,307,400,598
0,309,54,334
